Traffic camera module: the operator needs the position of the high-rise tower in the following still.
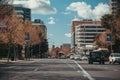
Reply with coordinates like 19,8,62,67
110,0,120,15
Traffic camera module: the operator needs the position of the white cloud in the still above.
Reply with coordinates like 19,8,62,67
93,3,110,19
61,11,71,15
65,33,71,38
48,17,55,24
67,2,110,20
13,0,57,15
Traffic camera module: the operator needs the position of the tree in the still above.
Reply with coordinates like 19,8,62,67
94,33,107,48
112,15,120,52
101,14,120,52
101,14,114,29
0,0,13,22
0,8,48,60
39,39,48,58
114,15,120,40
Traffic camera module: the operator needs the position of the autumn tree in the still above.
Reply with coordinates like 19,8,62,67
0,0,14,59
101,14,120,52
0,10,48,59
94,33,107,48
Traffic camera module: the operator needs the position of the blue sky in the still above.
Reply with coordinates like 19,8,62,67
13,0,109,48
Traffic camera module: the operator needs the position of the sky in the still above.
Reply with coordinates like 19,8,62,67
13,0,110,48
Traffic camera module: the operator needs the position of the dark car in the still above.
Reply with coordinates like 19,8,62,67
88,50,106,64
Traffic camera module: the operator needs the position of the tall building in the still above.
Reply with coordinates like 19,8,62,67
75,24,105,47
71,19,105,54
13,5,31,21
110,0,120,15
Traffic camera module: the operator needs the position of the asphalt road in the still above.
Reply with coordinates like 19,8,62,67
0,59,120,80
78,61,120,80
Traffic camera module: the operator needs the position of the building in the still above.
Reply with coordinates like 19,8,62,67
32,19,47,40
32,19,48,58
75,23,105,48
13,5,31,21
71,19,105,54
62,44,71,48
110,0,120,15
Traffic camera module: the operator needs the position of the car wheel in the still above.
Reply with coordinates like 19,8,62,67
91,62,93,64
102,61,105,64
113,62,115,64
112,60,115,64
88,60,91,64
99,61,101,64
89,59,93,64
91,60,93,64
109,61,111,64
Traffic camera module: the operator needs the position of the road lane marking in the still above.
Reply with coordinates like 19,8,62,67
34,67,39,72
74,61,95,80
60,59,78,71
60,59,95,80
113,69,118,71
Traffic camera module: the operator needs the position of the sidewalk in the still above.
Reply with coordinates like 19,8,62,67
0,59,24,63
0,58,35,63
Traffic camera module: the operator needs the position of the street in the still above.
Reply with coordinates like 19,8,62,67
0,59,120,80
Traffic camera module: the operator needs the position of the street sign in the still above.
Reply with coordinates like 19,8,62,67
25,33,30,41
106,34,112,42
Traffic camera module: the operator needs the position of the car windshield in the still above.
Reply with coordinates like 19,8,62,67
92,52,101,56
113,54,120,57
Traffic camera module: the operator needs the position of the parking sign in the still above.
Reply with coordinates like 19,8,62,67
106,34,112,42
25,33,30,41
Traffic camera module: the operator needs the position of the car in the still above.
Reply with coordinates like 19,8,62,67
109,53,120,64
74,54,82,60
81,56,88,61
88,50,106,64
60,55,66,59
70,55,74,59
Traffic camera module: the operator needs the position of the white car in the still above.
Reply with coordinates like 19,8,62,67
74,55,82,60
81,56,88,61
70,55,74,59
109,53,120,64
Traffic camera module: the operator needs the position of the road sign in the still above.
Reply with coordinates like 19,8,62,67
106,34,112,42
25,33,30,41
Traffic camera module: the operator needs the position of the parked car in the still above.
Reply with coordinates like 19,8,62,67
70,55,74,59
74,54,82,60
109,53,120,64
60,55,66,59
88,50,106,64
81,56,88,61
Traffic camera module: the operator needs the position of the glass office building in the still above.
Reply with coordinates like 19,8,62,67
14,5,31,21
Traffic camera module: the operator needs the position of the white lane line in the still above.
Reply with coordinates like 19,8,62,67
60,59,77,70
74,61,95,80
34,67,39,72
